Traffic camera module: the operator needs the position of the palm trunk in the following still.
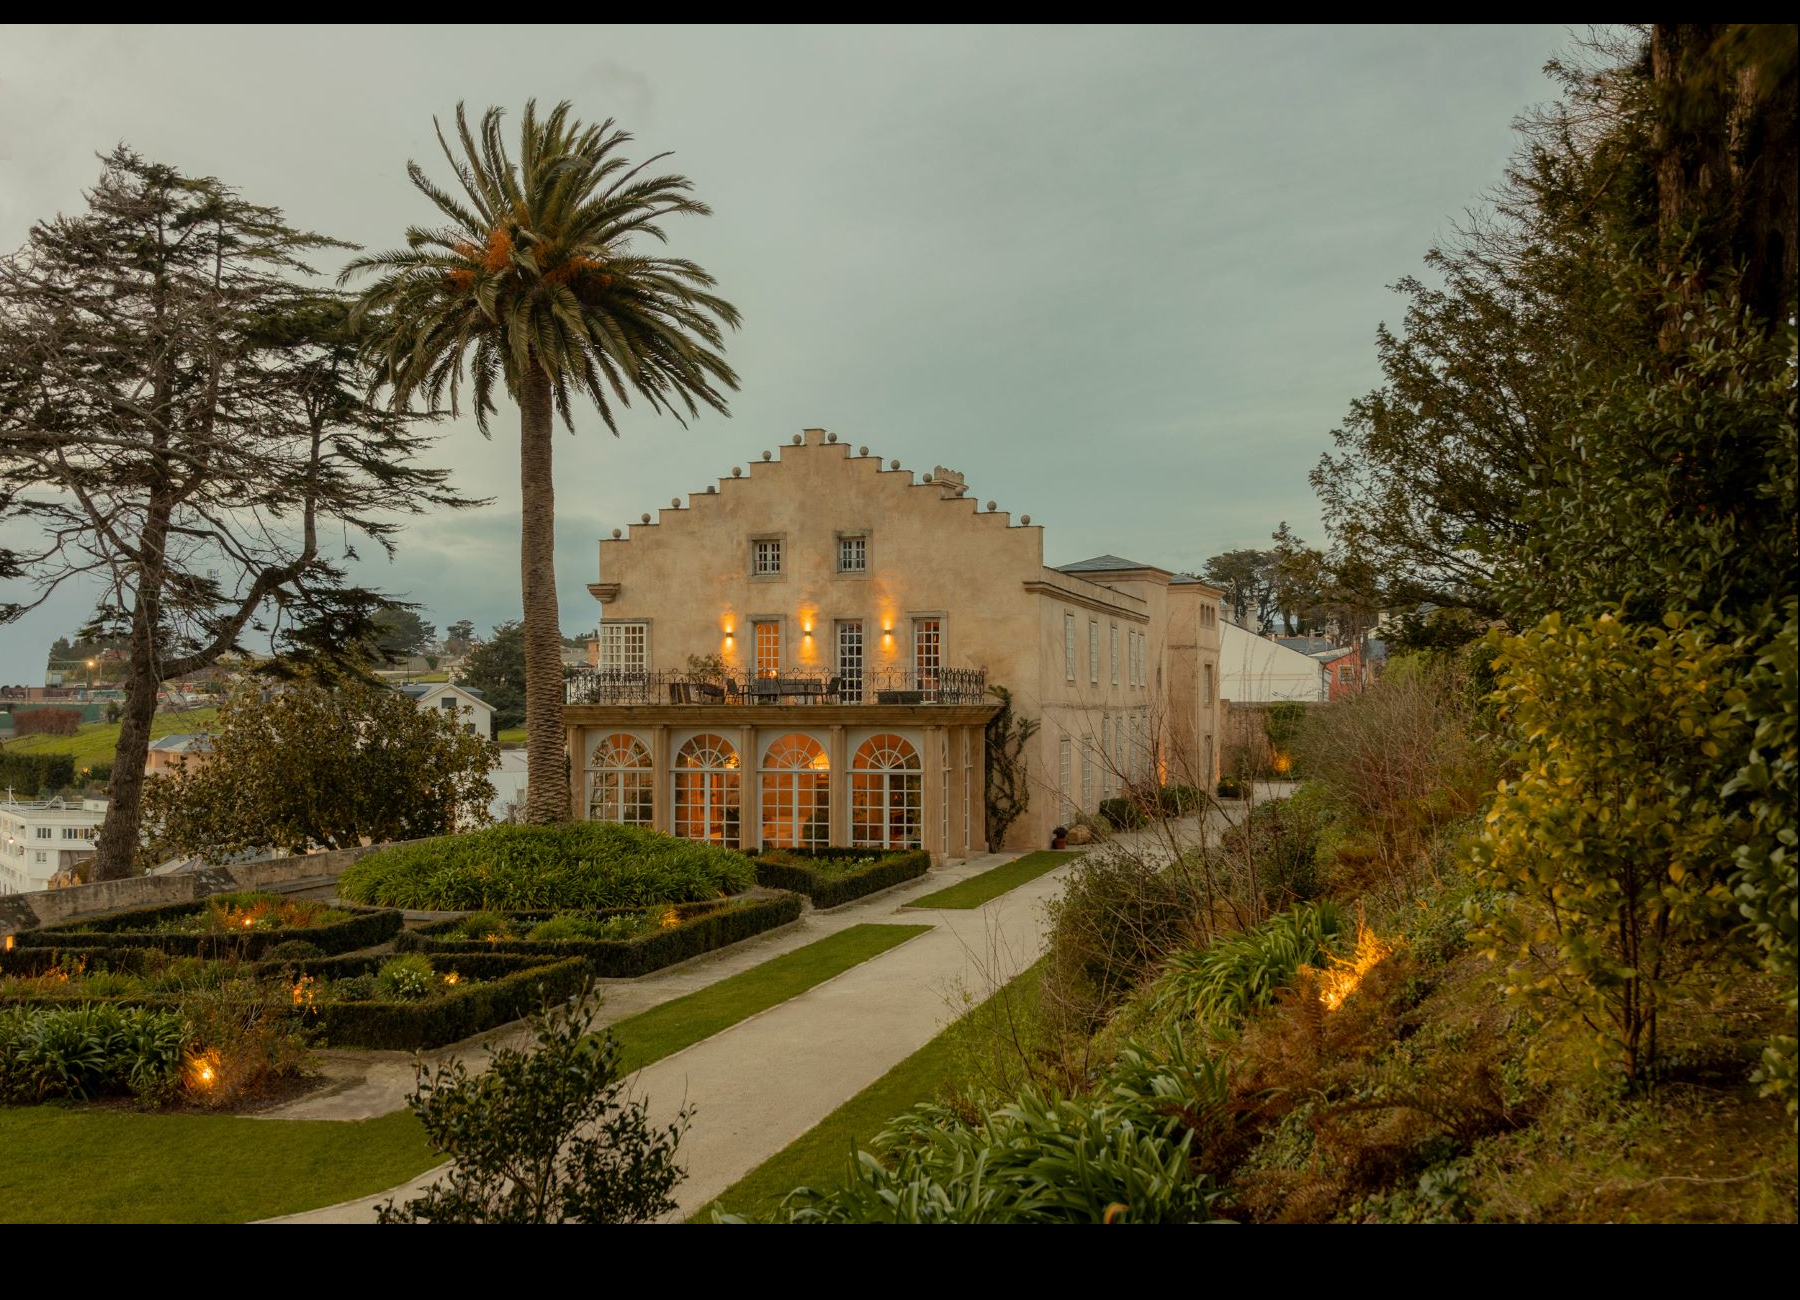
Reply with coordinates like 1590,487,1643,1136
519,367,570,823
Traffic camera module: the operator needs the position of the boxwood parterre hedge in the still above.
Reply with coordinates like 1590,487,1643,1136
252,951,589,1051
753,849,932,909
9,900,401,959
394,892,803,977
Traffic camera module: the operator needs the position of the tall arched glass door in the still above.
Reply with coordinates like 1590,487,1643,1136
674,733,740,848
587,732,653,826
851,733,922,851
761,733,829,850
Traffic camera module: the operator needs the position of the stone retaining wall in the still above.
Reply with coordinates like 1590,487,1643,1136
0,841,412,936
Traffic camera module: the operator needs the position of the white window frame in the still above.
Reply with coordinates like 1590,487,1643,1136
1088,620,1100,685
1110,624,1120,686
1064,613,1076,682
913,617,943,694
836,620,864,701
597,621,648,674
837,533,868,574
751,535,784,577
752,620,782,679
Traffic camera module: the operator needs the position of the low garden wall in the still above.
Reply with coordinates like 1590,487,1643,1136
0,840,419,938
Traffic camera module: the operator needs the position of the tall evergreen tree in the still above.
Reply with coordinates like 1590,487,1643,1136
0,149,471,878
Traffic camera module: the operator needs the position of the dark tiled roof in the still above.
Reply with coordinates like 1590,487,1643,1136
1274,635,1335,654
1056,554,1165,574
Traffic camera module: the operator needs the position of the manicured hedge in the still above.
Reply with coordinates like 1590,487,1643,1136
282,954,587,1051
11,900,401,959
754,849,932,909
0,946,165,978
1,949,584,1052
0,751,74,797
336,821,757,911
394,892,804,977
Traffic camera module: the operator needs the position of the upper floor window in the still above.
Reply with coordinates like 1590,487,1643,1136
753,620,782,679
598,621,648,674
1204,663,1215,705
1110,624,1120,686
1338,663,1354,684
35,827,52,839
1088,620,1100,685
838,534,867,574
1064,613,1076,682
753,537,783,576
440,697,457,712
913,618,942,690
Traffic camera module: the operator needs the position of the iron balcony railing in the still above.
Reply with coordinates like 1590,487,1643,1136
565,665,989,707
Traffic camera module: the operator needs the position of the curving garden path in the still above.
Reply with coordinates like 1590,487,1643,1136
268,790,1285,1223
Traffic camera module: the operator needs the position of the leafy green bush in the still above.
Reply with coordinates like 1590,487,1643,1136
1044,849,1195,1025
743,1024,1228,1223
1216,776,1243,799
1471,612,1750,1082
1098,797,1145,831
0,1003,184,1102
377,953,437,1001
0,752,75,798
1151,902,1348,1026
263,939,325,961
397,894,804,978
379,983,689,1223
1159,785,1203,816
753,849,930,909
337,822,755,911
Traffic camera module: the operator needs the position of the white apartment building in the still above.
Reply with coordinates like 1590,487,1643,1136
0,796,106,894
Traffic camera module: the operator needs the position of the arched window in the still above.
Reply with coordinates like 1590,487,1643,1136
852,733,922,851
761,733,829,851
587,732,652,827
675,733,740,848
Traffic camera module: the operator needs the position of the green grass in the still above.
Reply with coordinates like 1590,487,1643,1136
695,958,1046,1221
904,850,1080,910
0,1108,438,1224
1,708,218,769
610,923,929,1074
497,727,526,743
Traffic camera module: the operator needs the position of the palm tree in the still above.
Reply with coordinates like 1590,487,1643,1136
344,102,740,824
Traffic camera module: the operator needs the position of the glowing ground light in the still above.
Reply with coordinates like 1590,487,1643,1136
1312,923,1393,1012
185,1050,222,1091
444,972,460,986
660,909,681,929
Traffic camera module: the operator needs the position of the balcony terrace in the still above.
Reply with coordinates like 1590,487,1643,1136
564,666,989,708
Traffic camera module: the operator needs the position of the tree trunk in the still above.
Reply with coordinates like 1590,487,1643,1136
518,367,570,823
92,542,167,880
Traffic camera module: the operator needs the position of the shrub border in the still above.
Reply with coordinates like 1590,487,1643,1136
753,849,932,910
393,892,803,977
10,899,401,959
0,950,586,1053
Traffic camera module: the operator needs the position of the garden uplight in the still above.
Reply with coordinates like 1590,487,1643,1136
185,1049,221,1091
444,972,461,985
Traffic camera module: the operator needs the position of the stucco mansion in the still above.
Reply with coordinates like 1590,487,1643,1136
566,428,1223,859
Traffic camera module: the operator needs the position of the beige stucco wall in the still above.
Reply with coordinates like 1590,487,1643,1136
586,427,1225,852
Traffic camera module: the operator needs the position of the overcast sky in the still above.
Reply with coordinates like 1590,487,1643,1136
0,23,1570,683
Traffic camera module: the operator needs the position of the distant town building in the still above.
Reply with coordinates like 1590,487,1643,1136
397,682,495,739
0,796,105,894
144,733,214,777
1219,622,1326,704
